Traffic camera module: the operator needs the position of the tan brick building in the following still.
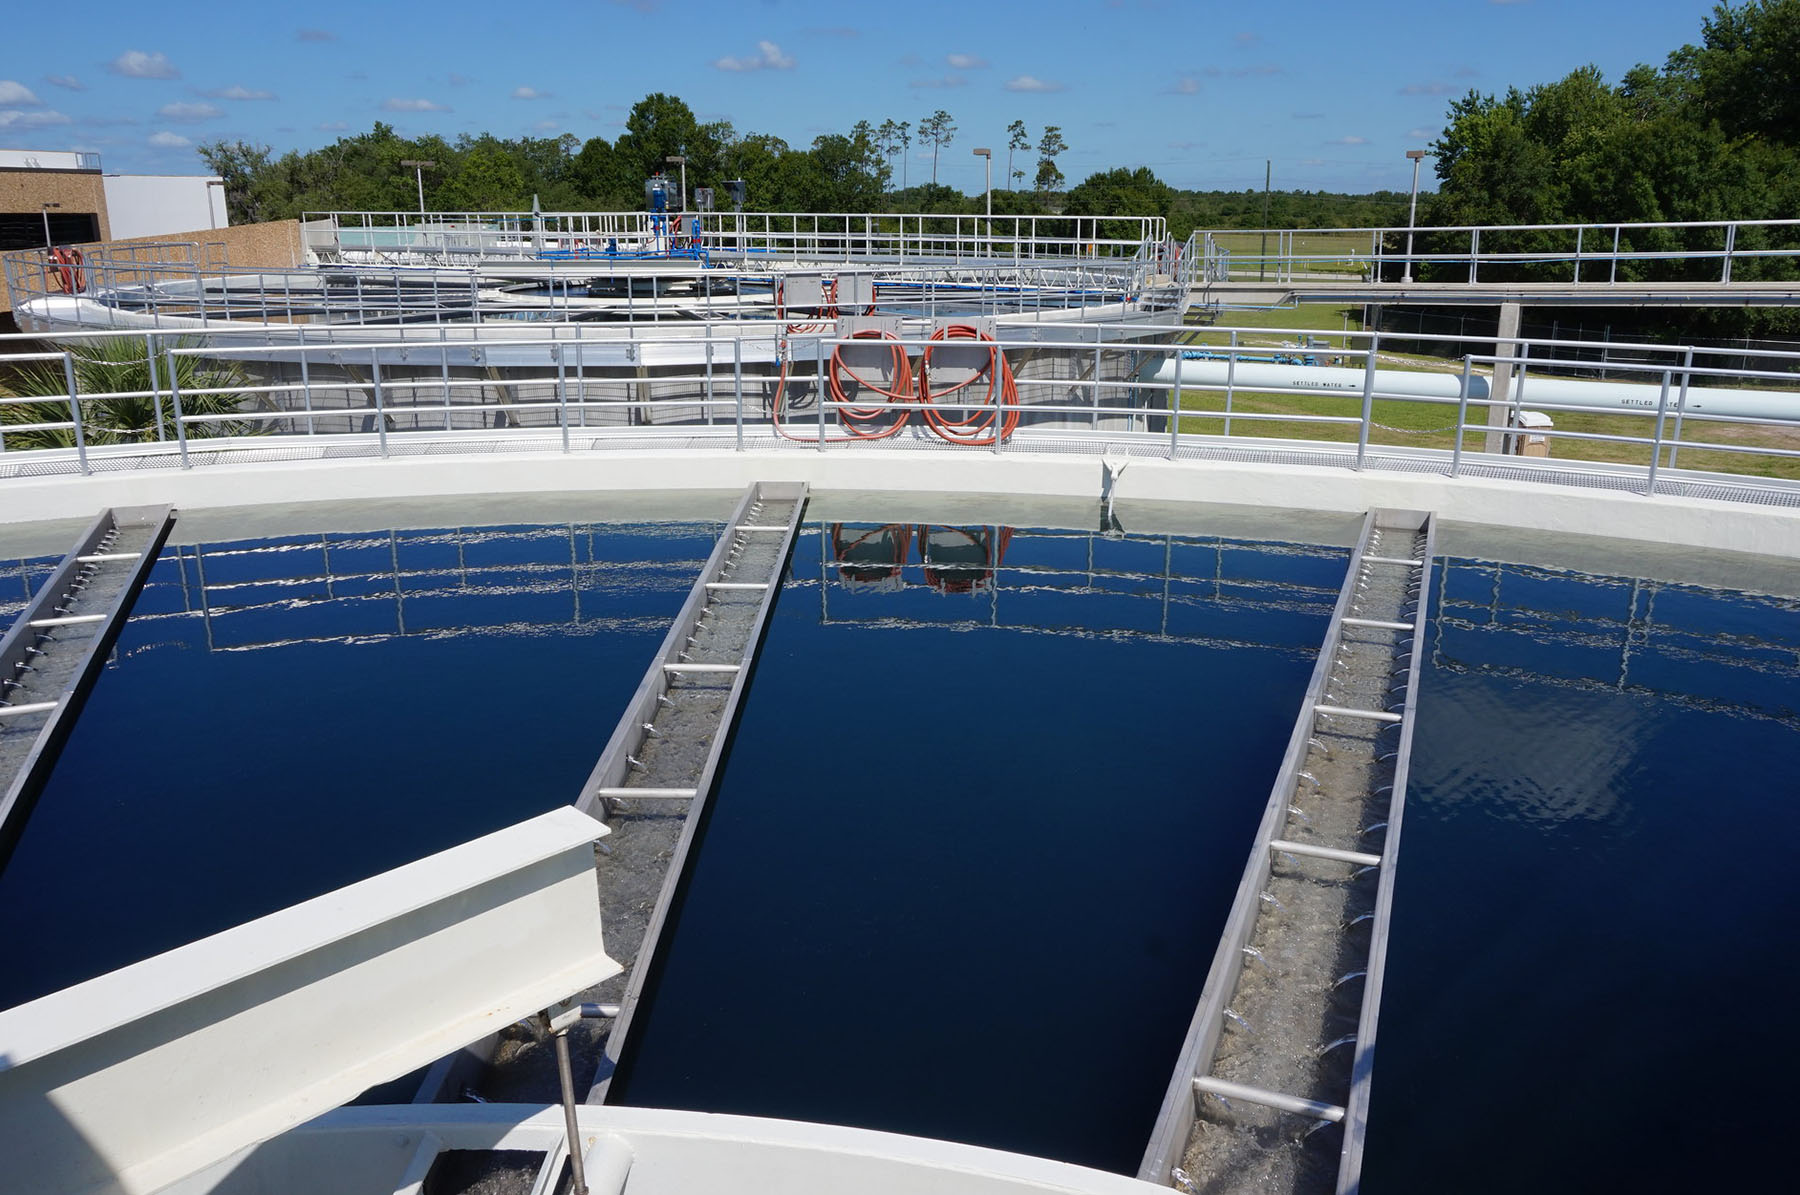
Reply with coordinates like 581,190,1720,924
0,150,110,250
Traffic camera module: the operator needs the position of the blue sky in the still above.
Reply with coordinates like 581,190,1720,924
1,0,1725,194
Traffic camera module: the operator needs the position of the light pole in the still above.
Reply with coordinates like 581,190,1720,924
1403,148,1428,284
41,201,61,249
400,159,436,216
665,155,687,212
972,147,991,257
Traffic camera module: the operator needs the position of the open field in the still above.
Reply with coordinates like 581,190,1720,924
1204,230,1373,277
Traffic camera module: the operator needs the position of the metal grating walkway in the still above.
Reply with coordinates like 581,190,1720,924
1141,509,1435,1195
573,481,807,1098
0,505,175,866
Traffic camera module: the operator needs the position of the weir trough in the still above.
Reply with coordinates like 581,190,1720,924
574,481,807,1098
0,505,174,866
1141,508,1435,1195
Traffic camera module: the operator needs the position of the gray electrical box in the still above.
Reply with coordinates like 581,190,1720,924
694,187,715,212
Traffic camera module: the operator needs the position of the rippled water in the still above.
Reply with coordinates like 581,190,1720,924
1363,559,1800,1192
0,521,714,1009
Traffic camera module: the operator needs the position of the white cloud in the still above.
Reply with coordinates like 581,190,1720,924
946,53,987,69
203,84,275,101
45,74,84,91
1406,127,1440,140
533,119,560,131
512,85,552,99
148,130,190,148
449,73,472,87
713,40,794,71
110,50,179,79
1326,135,1370,146
0,80,41,106
909,74,967,89
318,120,349,131
1170,75,1201,95
156,101,222,121
1399,81,1450,96
0,108,71,129
296,29,337,42
382,97,452,112
1004,75,1064,93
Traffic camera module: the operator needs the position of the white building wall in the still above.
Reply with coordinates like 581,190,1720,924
101,173,228,240
0,149,99,170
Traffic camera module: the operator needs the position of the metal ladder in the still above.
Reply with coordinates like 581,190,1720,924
0,506,175,866
1141,509,1435,1195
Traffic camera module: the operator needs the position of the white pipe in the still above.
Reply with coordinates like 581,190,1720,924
1144,356,1800,422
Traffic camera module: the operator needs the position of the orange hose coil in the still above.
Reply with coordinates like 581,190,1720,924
918,324,1020,446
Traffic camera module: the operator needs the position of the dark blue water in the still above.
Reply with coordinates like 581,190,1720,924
0,521,715,1010
609,524,1346,1173
1363,560,1800,1192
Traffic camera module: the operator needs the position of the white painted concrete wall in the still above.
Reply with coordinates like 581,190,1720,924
0,807,618,1195
2,443,1796,560
101,174,227,241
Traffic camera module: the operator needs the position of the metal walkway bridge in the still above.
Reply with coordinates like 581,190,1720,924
1193,215,1800,308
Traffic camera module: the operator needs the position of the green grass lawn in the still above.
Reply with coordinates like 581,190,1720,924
1205,230,1372,276
1160,306,1800,480
1170,384,1800,481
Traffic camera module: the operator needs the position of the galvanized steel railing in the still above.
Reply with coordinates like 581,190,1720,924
302,209,1167,266
1202,216,1800,285
2,321,1798,507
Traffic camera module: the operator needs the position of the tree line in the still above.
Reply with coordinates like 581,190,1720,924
1420,0,1800,336
199,92,1412,240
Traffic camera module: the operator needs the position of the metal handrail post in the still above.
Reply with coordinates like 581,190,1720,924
554,345,570,453
166,343,190,469
1667,348,1694,471
1468,229,1480,284
61,352,89,476
440,327,452,431
1646,370,1673,496
816,338,826,451
574,327,587,430
1722,223,1736,283
145,333,166,442
298,327,316,436
371,355,389,458
733,337,744,451
1168,348,1183,458
1355,333,1379,470
1450,355,1473,477
1223,331,1237,437
1611,227,1621,284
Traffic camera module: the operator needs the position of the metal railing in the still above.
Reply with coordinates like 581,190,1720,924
301,209,1167,266
3,320,1798,506
4,245,1186,330
1199,217,1800,286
